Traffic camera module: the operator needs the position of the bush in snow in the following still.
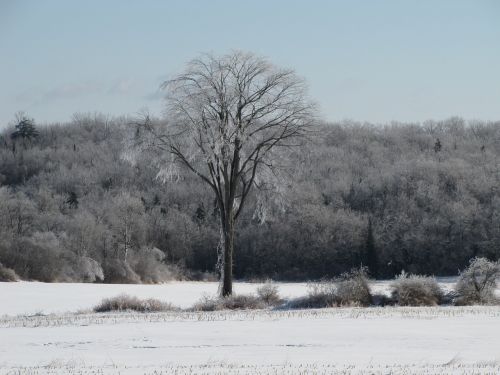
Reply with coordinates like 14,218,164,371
191,295,219,311
256,282,282,306
286,279,338,309
455,257,500,305
94,294,178,312
0,262,19,282
287,267,371,309
391,272,443,306
335,267,372,307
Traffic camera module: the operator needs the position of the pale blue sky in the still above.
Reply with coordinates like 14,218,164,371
1,0,499,127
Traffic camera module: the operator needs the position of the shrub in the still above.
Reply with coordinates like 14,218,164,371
94,294,178,313
391,272,443,306
0,263,19,282
221,294,267,310
455,258,500,305
286,293,335,309
288,268,372,309
256,282,282,306
192,294,266,311
335,268,372,307
286,280,337,309
191,295,220,311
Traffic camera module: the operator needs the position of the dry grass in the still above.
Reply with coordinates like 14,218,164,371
192,294,267,311
4,305,500,329
5,360,500,374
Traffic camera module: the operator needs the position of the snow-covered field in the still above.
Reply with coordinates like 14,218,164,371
1,280,500,374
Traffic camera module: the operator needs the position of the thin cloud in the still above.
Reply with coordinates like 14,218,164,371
15,78,137,105
144,89,164,101
44,81,103,100
107,78,136,95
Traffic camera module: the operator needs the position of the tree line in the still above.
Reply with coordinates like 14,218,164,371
0,113,499,283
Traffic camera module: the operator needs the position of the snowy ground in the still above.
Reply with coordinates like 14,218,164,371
1,280,500,374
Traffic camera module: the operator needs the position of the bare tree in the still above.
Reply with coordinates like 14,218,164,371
130,51,315,296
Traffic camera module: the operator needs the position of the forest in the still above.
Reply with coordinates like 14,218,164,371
0,113,499,283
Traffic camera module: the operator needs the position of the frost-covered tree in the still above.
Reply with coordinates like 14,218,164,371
129,51,315,295
455,257,500,305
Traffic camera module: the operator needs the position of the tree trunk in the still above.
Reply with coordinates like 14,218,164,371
221,212,234,297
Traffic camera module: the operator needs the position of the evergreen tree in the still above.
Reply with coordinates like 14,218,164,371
195,203,206,225
434,138,442,153
365,217,378,278
11,114,39,144
66,191,79,209
152,194,161,206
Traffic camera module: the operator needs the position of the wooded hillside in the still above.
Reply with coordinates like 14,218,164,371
1,114,498,282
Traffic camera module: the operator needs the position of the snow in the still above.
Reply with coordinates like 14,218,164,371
1,280,500,374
